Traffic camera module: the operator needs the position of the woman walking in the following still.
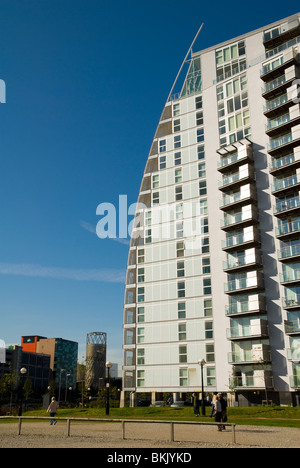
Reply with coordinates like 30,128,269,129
47,397,59,425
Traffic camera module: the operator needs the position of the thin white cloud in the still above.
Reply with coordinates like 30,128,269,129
0,262,126,284
80,220,130,246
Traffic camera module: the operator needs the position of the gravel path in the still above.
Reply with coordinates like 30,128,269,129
0,421,299,448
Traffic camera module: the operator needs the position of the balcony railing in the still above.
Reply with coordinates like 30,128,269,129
274,196,300,215
266,113,290,133
276,220,300,237
227,323,268,340
278,243,300,260
223,253,261,271
285,320,300,334
264,93,288,114
280,268,300,284
272,174,300,193
232,375,274,389
290,375,300,389
225,273,264,293
225,297,266,316
269,153,295,172
283,295,300,308
268,133,292,151
228,349,271,364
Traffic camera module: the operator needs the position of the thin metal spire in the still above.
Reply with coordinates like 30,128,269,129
167,23,204,103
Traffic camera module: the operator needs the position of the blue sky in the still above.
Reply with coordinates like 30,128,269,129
0,0,299,370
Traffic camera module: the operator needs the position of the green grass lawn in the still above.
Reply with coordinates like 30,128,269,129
10,405,300,429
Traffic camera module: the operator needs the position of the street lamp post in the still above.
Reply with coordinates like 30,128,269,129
105,361,112,416
18,368,27,417
58,369,66,403
198,359,206,416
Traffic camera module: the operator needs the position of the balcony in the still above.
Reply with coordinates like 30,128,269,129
283,295,300,309
272,174,300,195
290,375,300,389
225,272,264,294
273,196,300,216
232,374,274,390
220,186,256,210
268,131,300,156
227,320,268,340
263,20,300,48
280,268,300,285
222,226,260,252
262,73,295,100
263,93,293,118
285,320,300,334
223,249,262,273
226,295,266,317
260,48,298,81
228,347,271,364
278,243,300,262
217,141,253,173
276,220,300,239
269,152,300,175
221,206,259,231
218,164,255,191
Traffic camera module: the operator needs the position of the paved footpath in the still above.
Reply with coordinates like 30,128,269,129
0,421,300,448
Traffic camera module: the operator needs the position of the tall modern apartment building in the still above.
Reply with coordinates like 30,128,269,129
122,13,300,406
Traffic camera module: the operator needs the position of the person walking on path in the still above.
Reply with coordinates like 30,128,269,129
220,394,228,430
192,393,200,417
47,397,59,426
214,395,223,431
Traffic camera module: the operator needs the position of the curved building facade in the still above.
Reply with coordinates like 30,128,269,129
122,13,300,407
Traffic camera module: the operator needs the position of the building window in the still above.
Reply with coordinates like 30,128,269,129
195,95,203,109
179,368,188,386
175,186,183,201
202,258,211,274
200,199,208,215
176,241,185,258
152,174,159,189
178,323,187,341
203,278,212,295
137,328,145,344
178,302,186,319
202,237,209,254
177,261,185,278
198,145,205,160
145,229,152,244
160,155,166,170
137,307,145,323
207,367,216,386
176,203,183,220
137,370,145,387
205,321,214,339
138,268,145,283
177,281,186,298
179,345,187,363
152,192,159,205
138,287,145,303
196,111,204,126
176,221,183,238
138,249,145,264
197,127,204,142
204,299,213,317
174,152,181,166
199,180,207,196
175,168,182,184
206,344,215,363
174,119,181,132
173,103,180,116
137,349,145,365
159,139,166,153
198,162,206,178
174,135,181,148
201,217,209,234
